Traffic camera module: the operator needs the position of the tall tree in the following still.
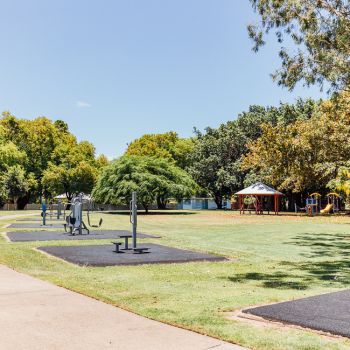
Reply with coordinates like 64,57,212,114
249,0,350,91
93,156,197,212
2,166,29,209
125,132,196,169
42,141,102,200
189,99,317,208
242,93,350,206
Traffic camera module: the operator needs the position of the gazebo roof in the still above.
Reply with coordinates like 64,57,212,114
235,182,283,196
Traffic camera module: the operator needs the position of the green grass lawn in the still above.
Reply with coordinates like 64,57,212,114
1,210,350,349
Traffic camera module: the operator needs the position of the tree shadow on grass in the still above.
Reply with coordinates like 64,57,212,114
289,232,350,259
277,232,350,287
226,272,311,290
224,231,350,290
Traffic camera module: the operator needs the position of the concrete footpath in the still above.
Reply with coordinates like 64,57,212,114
0,265,246,350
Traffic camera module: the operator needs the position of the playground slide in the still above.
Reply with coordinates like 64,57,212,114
321,203,333,214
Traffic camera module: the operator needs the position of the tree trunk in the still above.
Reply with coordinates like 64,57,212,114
214,194,223,209
156,196,167,210
13,196,18,210
142,203,149,214
17,194,30,210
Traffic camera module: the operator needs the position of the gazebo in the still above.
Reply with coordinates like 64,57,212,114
235,182,283,215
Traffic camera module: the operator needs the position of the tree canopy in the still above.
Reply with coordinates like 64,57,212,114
0,112,108,207
249,0,350,91
189,99,318,208
242,93,350,204
125,132,196,169
92,155,197,212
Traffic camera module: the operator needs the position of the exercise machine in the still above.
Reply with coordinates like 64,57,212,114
41,201,47,226
112,191,149,254
64,194,89,235
87,199,103,228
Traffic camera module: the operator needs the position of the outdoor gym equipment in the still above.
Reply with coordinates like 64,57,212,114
87,200,103,228
112,191,149,254
49,199,64,220
64,194,89,235
130,191,137,249
64,194,104,235
41,202,47,226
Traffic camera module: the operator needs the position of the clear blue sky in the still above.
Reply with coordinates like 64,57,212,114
0,0,325,158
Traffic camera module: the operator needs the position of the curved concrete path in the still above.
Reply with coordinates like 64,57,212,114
0,265,246,350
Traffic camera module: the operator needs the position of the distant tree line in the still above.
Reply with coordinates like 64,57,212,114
93,94,350,211
0,112,107,209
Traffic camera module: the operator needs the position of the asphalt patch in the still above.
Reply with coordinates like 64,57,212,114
6,230,159,242
244,289,350,338
38,243,226,266
8,223,65,229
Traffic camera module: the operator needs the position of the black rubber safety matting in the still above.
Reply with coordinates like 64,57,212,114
16,218,64,222
244,289,350,338
6,230,159,242
8,223,65,229
38,243,226,266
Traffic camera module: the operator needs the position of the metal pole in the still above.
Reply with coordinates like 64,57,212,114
42,201,47,226
79,193,83,235
57,200,61,220
131,191,137,249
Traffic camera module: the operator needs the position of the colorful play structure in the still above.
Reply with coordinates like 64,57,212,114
295,192,341,216
236,182,283,215
235,183,342,216
321,193,341,214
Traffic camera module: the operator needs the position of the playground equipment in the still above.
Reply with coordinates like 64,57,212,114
305,193,321,216
320,193,341,214
296,192,341,216
64,194,103,235
320,203,333,214
112,191,149,254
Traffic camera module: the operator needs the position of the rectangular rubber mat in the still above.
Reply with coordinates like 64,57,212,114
244,289,350,338
7,230,159,242
38,243,227,266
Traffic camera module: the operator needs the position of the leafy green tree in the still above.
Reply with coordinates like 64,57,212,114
0,113,76,205
329,167,350,197
125,132,196,169
42,141,100,200
248,0,350,91
2,166,29,209
242,93,350,205
189,124,246,208
92,156,197,212
189,99,318,208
